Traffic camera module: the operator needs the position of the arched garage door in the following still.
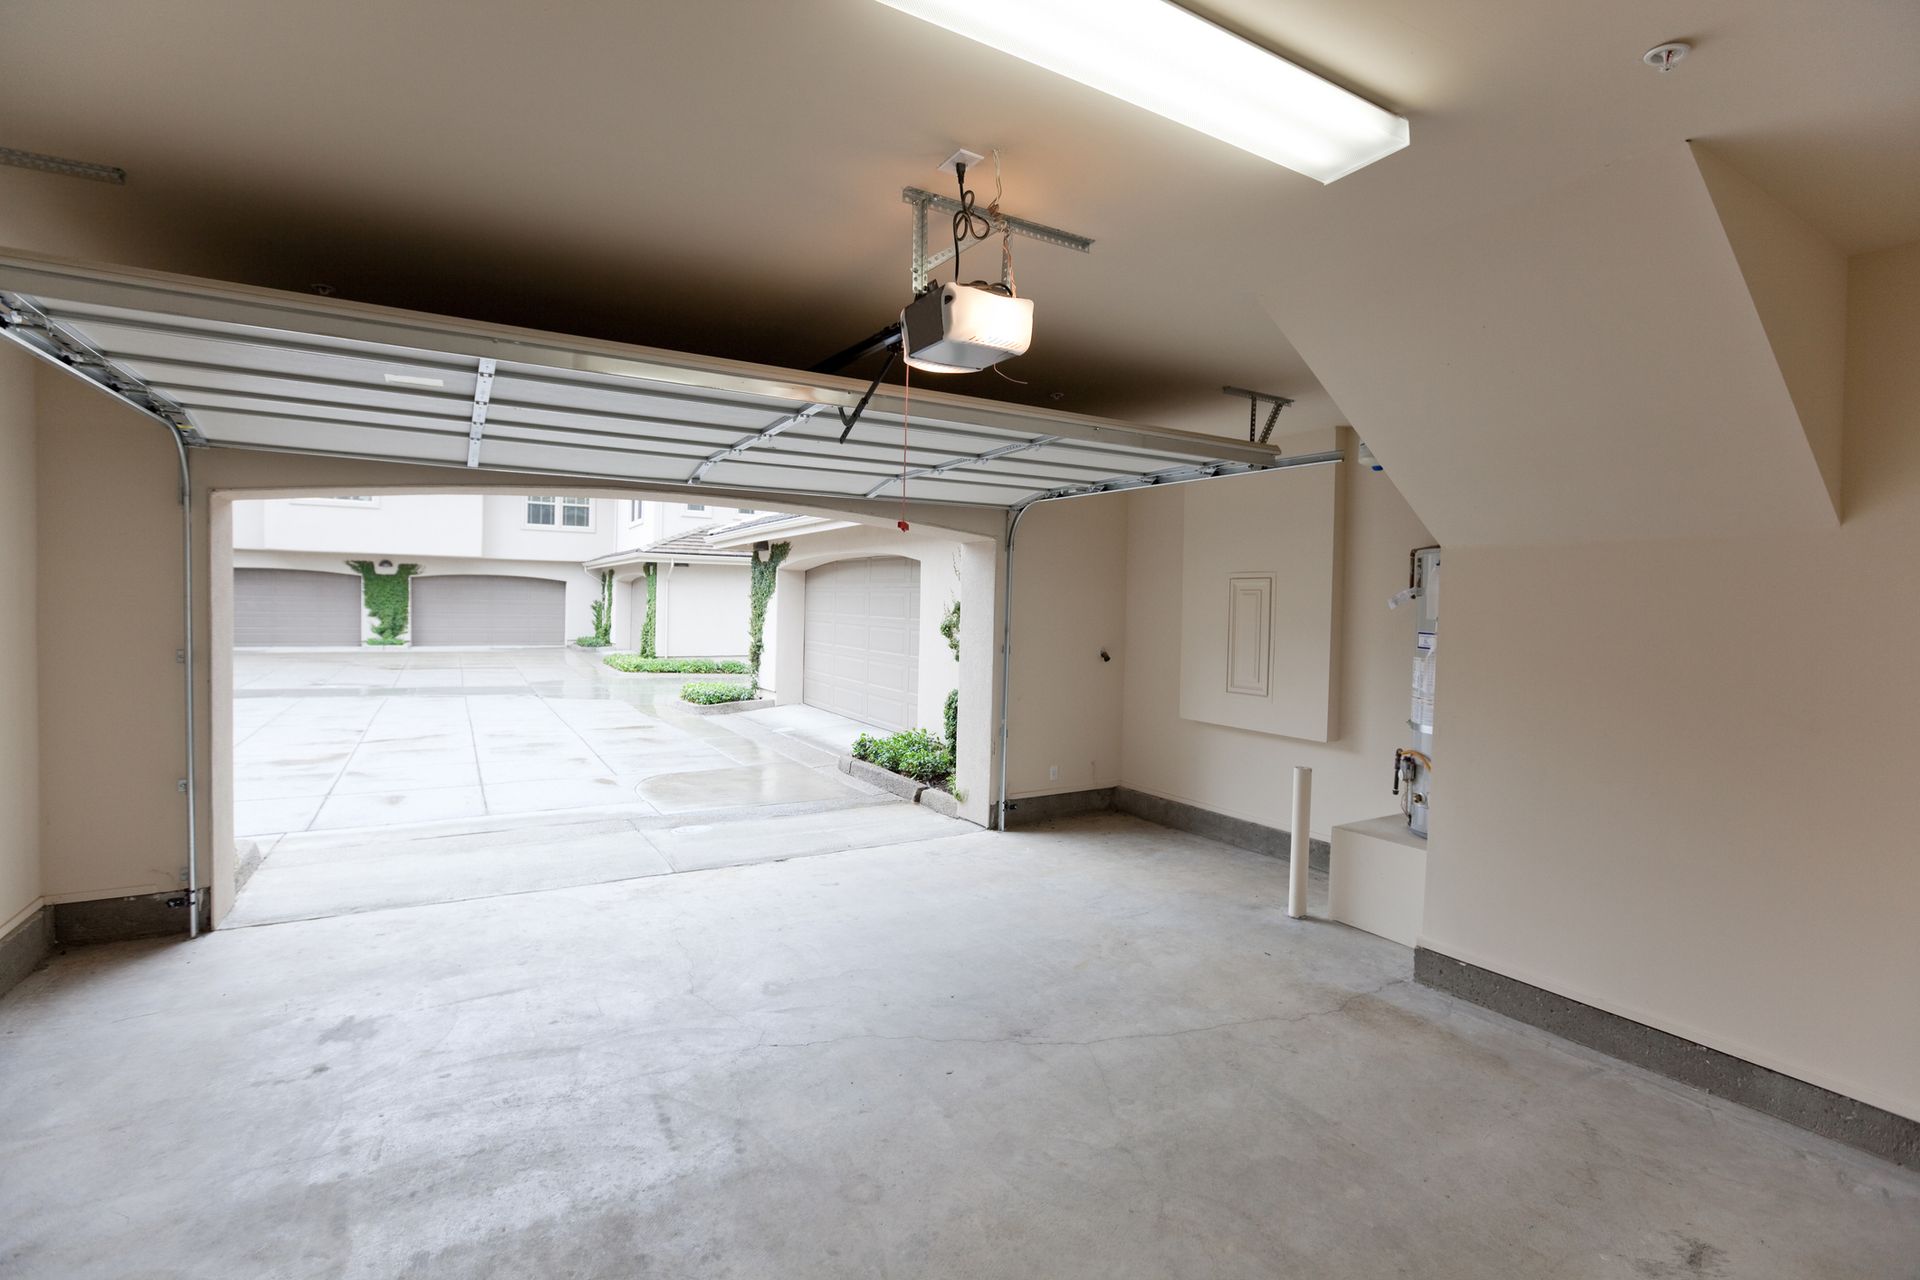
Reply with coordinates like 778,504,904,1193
412,575,566,646
803,557,919,731
233,569,361,647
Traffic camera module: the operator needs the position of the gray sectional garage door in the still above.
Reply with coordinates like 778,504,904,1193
233,569,362,647
803,557,920,731
411,575,566,646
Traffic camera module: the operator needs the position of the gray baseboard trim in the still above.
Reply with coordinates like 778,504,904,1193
0,906,54,999
52,891,197,946
1112,787,1330,872
1002,787,1116,828
1414,948,1918,1170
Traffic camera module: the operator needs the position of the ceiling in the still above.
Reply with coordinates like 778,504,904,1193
2,0,1912,438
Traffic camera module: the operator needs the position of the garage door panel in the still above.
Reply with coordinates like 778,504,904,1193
803,557,921,733
412,575,565,646
234,569,362,647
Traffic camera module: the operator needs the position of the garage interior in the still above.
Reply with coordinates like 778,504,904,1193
1,2,1917,1276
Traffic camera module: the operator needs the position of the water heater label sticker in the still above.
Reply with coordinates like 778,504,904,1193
1417,631,1435,651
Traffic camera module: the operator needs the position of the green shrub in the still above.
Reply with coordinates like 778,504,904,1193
681,681,759,705
943,688,959,755
939,601,960,660
639,563,658,658
588,569,614,646
346,560,420,645
852,728,955,787
605,655,749,674
748,541,790,687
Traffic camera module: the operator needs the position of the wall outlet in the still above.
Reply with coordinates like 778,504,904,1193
1048,765,1059,781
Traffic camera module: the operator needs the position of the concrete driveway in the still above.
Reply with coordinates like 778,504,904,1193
229,649,965,925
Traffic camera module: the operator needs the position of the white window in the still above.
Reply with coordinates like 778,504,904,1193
737,507,754,515
685,503,706,512
628,499,645,522
526,496,593,529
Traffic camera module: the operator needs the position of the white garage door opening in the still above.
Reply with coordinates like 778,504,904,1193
803,557,921,732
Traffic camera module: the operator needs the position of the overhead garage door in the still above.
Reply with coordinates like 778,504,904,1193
412,575,566,646
803,557,920,732
233,569,361,647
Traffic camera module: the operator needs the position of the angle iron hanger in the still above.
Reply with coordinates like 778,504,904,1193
903,185,1093,295
1223,384,1293,444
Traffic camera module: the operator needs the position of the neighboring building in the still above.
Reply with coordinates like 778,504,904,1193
715,516,964,737
232,494,965,739
230,495,765,650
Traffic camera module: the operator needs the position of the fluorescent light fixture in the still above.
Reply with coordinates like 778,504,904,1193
383,373,445,388
873,0,1408,182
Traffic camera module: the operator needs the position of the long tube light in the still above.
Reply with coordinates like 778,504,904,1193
873,0,1409,183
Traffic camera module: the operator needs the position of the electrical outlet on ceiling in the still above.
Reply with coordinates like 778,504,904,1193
938,148,987,177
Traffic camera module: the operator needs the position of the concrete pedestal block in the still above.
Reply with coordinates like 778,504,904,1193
1329,815,1427,947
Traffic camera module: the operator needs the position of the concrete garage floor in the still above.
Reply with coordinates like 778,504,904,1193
230,649,927,925
2,816,1914,1278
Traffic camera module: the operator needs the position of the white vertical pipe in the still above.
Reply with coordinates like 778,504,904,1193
1287,766,1312,919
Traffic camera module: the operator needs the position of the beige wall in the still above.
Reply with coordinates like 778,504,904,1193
1117,447,1435,840
1004,496,1128,799
0,344,40,934
1421,240,1920,1121
36,372,190,904
1176,465,1339,743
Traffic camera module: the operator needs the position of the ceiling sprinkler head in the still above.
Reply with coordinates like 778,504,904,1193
1643,42,1690,72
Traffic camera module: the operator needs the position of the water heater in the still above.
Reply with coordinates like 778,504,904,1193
1393,547,1440,838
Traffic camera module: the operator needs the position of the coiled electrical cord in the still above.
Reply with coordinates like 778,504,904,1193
951,162,993,286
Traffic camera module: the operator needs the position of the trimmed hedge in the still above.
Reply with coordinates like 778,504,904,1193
852,728,955,787
681,681,759,705
605,655,749,675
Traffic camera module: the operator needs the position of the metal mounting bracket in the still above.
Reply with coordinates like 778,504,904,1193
903,186,1093,294
465,357,496,467
1223,384,1295,445
866,434,1060,498
689,403,828,484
